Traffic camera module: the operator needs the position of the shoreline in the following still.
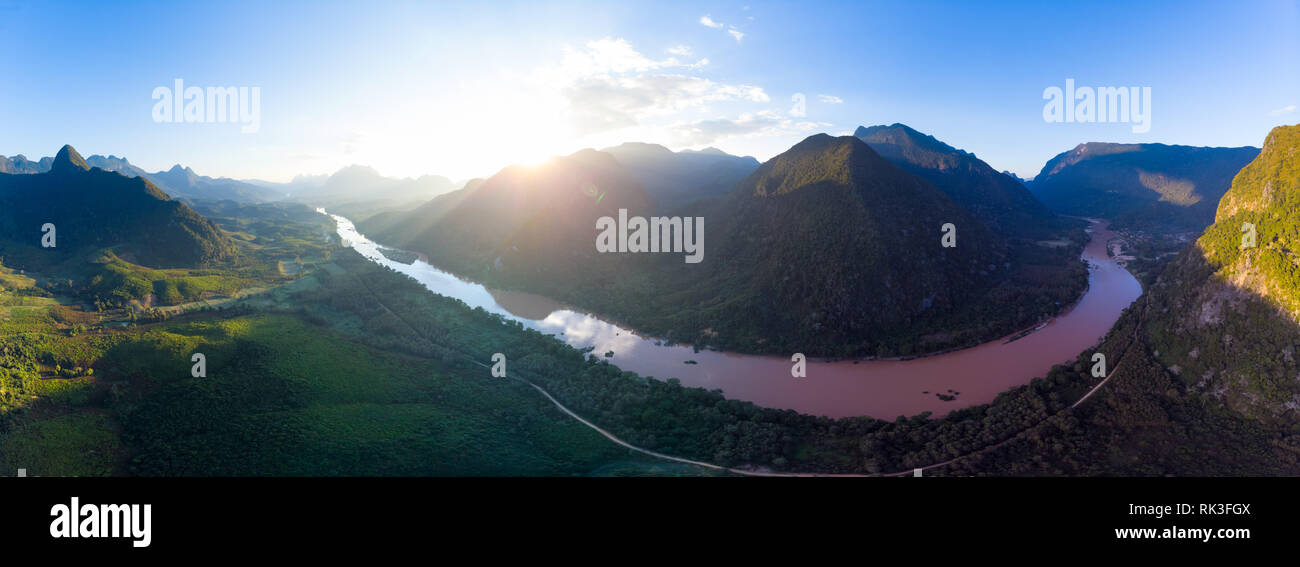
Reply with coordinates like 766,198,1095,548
357,219,1106,366
332,211,1143,419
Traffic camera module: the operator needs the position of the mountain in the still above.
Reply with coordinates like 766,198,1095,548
85,154,152,178
0,153,52,174
1137,124,1300,421
363,135,1090,357
364,149,651,280
282,165,458,220
0,150,282,202
673,134,1008,354
1030,142,1260,232
1003,171,1031,186
855,124,1062,239
598,142,759,210
957,124,1300,476
146,164,282,203
0,145,234,268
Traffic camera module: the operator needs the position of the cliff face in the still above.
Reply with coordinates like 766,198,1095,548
1140,125,1300,421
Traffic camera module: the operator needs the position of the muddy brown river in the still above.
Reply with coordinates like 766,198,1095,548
332,212,1142,419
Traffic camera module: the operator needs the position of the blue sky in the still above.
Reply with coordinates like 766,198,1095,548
0,0,1296,181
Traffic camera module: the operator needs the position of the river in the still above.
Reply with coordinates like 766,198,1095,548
329,212,1142,419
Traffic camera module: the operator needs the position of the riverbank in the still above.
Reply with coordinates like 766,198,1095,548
330,212,1142,419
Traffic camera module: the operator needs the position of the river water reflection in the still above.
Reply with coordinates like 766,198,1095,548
332,213,1141,419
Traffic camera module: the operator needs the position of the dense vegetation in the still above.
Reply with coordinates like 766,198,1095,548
0,145,235,269
5,198,1298,476
7,129,1298,477
254,248,1300,475
1134,124,1300,422
598,142,759,210
364,134,1088,358
0,206,692,476
855,123,1062,239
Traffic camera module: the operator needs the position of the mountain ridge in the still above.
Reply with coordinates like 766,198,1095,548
1030,142,1260,232
0,145,234,268
855,123,1064,239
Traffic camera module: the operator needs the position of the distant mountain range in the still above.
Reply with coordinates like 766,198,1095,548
0,151,460,215
1030,142,1260,233
0,145,234,268
0,154,53,174
1003,171,1031,186
268,165,459,221
1,151,282,202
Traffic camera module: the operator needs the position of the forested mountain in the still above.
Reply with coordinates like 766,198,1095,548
950,125,1300,475
670,134,1008,354
364,149,651,280
855,124,1062,239
363,134,1086,357
598,142,759,210
1137,124,1300,421
0,145,234,268
1030,142,1259,232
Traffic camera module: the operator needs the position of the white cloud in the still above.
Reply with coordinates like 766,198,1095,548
1271,104,1297,116
565,74,768,134
527,38,767,136
554,38,690,75
817,94,844,104
701,15,748,43
666,45,692,56
670,110,825,146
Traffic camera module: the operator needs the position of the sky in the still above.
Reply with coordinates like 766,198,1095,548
0,0,1297,182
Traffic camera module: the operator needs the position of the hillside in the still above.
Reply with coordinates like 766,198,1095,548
1030,142,1259,232
1137,124,1300,421
855,124,1064,239
366,149,652,281
671,134,1008,355
0,145,235,268
599,142,759,210
364,135,1087,357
